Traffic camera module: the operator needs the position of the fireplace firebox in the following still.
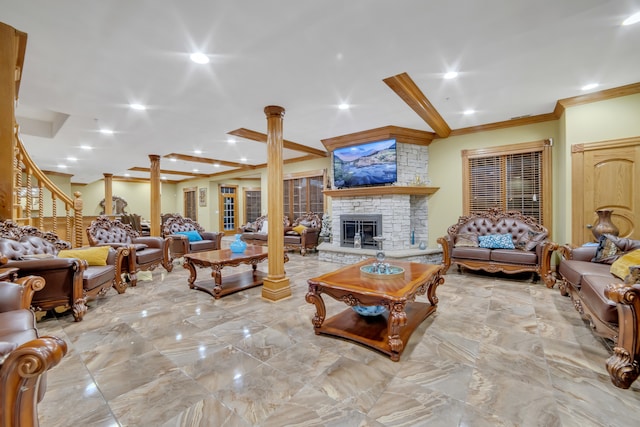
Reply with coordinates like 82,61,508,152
340,214,382,249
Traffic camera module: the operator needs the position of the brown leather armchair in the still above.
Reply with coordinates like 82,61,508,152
0,276,67,426
87,216,173,287
161,214,223,262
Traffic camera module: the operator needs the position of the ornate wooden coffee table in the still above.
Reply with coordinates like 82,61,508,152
306,258,445,361
183,246,287,299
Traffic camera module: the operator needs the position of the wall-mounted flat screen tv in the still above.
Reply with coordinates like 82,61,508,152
333,139,397,188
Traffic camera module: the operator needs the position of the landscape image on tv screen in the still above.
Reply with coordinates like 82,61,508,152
333,139,397,188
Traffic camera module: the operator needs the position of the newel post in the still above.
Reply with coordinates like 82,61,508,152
262,105,291,301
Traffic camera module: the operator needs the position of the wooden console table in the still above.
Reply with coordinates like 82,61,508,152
306,259,445,361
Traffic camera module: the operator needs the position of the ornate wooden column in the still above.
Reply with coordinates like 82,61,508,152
103,173,113,216
262,105,291,301
149,154,161,236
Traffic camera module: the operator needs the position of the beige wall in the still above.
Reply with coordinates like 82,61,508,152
70,180,177,221
428,121,560,247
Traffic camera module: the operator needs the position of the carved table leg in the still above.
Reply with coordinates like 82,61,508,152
305,284,326,332
387,301,408,361
211,265,224,297
183,259,197,289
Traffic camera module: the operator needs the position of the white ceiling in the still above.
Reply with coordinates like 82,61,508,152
4,0,640,184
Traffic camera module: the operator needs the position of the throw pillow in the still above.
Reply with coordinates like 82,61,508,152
260,220,269,234
478,233,515,249
58,246,110,266
293,224,307,235
454,233,479,248
592,234,622,264
175,230,202,242
610,249,640,280
524,230,547,251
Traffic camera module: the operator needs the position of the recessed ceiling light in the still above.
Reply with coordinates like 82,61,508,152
581,83,599,91
130,103,146,111
80,145,92,150
338,103,350,110
99,129,113,135
169,157,177,162
444,71,458,79
57,164,67,169
190,52,210,64
213,163,220,168
227,138,236,144
463,109,475,115
193,169,199,172
66,156,77,162
124,173,131,177
161,176,167,180
194,149,202,155
623,11,640,26
240,157,247,162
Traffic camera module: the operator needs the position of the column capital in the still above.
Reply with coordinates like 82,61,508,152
264,105,285,118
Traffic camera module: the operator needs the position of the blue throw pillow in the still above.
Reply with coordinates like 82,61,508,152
175,230,202,242
478,233,515,249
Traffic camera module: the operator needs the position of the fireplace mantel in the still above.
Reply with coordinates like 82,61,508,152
324,186,439,198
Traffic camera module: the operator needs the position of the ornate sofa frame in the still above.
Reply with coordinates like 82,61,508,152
0,276,67,426
0,220,128,321
556,241,640,389
86,216,173,287
284,212,323,255
161,214,223,262
437,208,557,287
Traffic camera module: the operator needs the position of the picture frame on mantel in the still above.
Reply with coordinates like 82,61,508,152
199,187,207,207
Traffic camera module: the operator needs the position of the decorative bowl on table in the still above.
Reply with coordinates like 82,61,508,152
352,305,387,316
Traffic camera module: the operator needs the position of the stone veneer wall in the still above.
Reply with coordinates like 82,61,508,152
327,142,431,252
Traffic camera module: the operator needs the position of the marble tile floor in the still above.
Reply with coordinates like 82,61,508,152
35,252,640,427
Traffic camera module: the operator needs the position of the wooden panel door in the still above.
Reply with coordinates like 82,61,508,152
572,138,640,243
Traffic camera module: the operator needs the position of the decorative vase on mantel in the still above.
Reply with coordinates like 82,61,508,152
591,209,619,240
230,234,248,253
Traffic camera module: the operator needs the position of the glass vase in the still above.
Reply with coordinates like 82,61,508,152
230,234,247,253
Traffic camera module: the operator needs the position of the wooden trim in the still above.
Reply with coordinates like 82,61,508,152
283,169,325,180
555,82,640,116
321,125,435,152
461,139,550,158
41,169,74,178
571,136,640,152
571,148,585,243
218,184,239,235
383,72,451,138
324,186,438,197
447,113,557,137
228,128,327,157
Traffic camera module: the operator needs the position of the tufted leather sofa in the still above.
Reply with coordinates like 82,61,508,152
161,214,223,262
87,216,173,287
240,215,290,245
437,208,557,286
557,236,640,389
0,276,67,426
0,220,128,321
284,212,322,255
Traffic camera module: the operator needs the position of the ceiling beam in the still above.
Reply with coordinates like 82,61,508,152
163,153,255,170
228,128,328,157
128,167,210,177
383,72,451,138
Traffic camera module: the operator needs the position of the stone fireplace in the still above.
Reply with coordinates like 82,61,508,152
318,134,443,265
